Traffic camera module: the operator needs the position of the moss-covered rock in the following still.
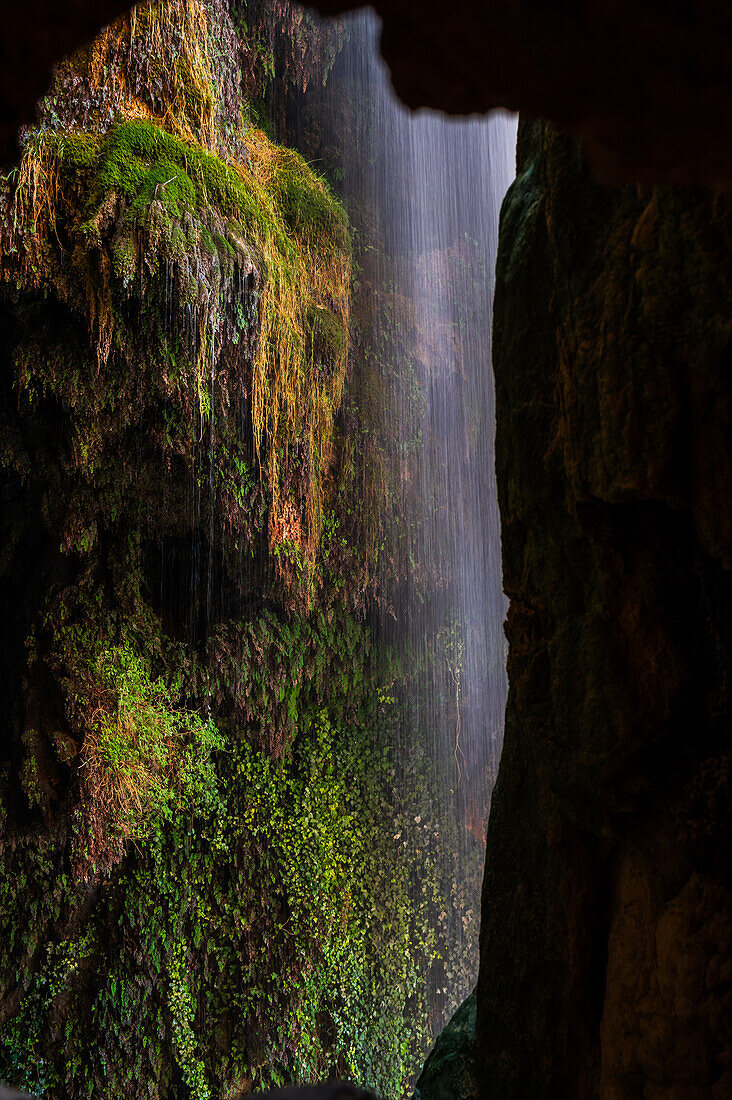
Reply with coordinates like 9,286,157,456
416,990,478,1100
3,105,350,568
0,2,457,1097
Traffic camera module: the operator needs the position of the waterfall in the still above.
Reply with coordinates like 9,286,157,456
279,7,518,1034
0,1,518,1093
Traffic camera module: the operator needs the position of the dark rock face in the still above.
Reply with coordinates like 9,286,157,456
253,1088,378,1100
0,1084,35,1100
311,0,732,184
415,990,478,1100
476,118,732,1098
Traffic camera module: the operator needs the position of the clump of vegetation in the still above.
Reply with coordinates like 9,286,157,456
4,110,349,574
67,641,222,877
1,592,468,1099
41,0,233,150
235,127,350,566
126,0,220,147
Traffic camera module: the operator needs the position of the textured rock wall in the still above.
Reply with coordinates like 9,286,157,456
476,118,732,1098
0,3,432,1094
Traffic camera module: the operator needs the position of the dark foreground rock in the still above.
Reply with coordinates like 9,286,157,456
415,990,478,1100
0,1084,35,1100
253,1088,378,1100
474,118,732,1099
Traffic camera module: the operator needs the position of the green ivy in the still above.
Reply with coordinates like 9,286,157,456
0,599,475,1098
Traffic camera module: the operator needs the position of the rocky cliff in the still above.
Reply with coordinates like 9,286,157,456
475,118,732,1099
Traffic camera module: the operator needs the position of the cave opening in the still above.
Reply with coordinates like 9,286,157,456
3,0,732,1098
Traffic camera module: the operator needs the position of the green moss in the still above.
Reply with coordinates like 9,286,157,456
90,122,214,216
57,118,347,259
9,117,352,568
307,304,348,365
57,131,99,172
270,150,349,250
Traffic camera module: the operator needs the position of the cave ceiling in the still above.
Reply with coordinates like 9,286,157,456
2,0,732,181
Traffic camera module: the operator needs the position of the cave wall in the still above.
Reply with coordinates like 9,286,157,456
8,1,732,184
476,118,732,1099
